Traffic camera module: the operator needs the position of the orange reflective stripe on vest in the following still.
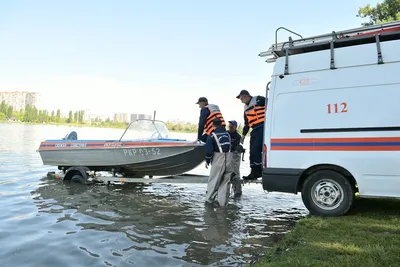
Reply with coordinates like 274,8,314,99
204,104,226,135
245,104,265,128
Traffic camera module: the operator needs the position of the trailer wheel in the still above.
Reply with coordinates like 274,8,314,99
301,170,354,217
71,174,87,185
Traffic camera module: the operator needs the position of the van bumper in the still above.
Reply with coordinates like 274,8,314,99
262,167,304,194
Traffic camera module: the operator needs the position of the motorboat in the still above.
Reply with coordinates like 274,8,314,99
37,119,206,178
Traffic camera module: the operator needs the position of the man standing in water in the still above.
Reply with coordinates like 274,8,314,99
227,120,243,198
204,118,233,207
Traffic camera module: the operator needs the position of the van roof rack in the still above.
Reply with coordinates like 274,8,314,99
259,20,400,63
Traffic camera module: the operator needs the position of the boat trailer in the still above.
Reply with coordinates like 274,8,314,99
46,166,262,186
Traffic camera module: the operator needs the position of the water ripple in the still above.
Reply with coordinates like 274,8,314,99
0,123,308,266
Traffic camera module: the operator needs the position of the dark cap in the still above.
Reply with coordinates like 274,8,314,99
236,89,250,99
228,120,238,127
196,97,208,104
212,118,222,126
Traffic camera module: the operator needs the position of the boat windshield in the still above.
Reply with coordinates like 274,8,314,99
119,119,170,141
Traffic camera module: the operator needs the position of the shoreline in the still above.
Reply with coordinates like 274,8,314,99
0,120,197,134
253,197,400,267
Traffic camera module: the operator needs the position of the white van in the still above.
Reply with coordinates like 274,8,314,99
259,21,400,216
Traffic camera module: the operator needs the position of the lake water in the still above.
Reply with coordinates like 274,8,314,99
0,123,307,266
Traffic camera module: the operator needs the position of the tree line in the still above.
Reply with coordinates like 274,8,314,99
357,0,399,26
0,100,245,134
0,100,85,124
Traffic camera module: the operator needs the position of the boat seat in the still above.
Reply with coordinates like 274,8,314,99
63,131,78,140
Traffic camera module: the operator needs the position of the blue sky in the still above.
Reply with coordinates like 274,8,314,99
0,0,378,123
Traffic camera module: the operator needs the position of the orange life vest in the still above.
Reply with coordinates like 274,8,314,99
245,96,265,128
204,104,226,135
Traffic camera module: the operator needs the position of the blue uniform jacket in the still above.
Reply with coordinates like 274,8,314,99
197,106,211,140
242,95,267,136
205,127,231,164
229,130,241,152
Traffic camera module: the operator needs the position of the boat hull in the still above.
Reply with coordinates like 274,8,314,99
38,140,206,177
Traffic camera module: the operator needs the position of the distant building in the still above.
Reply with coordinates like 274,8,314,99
113,112,130,123
0,91,40,110
130,113,152,122
130,113,138,121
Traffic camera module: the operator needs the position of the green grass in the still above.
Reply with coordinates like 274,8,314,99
253,197,400,267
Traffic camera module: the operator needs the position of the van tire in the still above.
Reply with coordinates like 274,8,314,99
301,170,354,217
71,174,87,185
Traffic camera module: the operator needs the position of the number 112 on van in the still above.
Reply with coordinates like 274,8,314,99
327,102,348,114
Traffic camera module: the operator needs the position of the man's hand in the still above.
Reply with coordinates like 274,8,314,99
240,136,245,144
237,144,245,153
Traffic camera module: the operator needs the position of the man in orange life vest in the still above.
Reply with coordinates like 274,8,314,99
196,97,226,142
236,90,266,180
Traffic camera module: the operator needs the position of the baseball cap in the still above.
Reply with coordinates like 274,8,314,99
236,89,251,99
228,120,238,127
196,97,208,104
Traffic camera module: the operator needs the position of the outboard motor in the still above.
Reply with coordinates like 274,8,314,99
63,131,78,140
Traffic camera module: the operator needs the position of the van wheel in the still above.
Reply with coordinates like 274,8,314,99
71,174,87,185
301,170,354,217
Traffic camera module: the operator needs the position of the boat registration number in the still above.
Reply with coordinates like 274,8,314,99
123,148,161,156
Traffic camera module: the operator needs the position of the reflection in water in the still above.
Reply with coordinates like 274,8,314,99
29,177,305,266
0,123,308,267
